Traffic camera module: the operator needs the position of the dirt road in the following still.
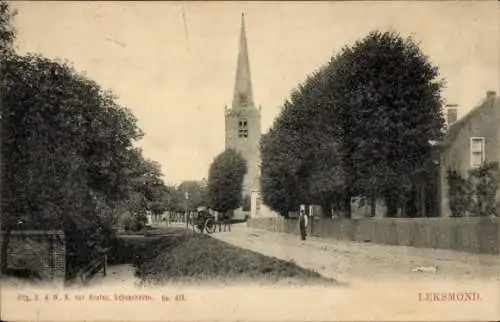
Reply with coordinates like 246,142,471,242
212,223,500,285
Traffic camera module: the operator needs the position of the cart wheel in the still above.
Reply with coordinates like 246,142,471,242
205,218,216,234
192,222,201,233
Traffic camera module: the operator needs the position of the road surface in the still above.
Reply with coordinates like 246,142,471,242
211,223,500,285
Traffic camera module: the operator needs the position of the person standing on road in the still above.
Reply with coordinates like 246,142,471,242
298,205,308,241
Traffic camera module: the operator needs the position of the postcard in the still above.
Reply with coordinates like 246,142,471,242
1,1,499,321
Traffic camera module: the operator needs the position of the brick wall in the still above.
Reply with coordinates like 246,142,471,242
0,230,65,279
247,217,500,255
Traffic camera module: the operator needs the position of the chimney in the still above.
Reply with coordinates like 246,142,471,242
446,104,458,126
486,90,496,107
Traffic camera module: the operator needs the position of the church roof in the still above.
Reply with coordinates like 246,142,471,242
231,13,255,110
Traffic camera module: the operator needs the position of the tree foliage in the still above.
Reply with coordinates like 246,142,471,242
0,0,177,279
470,162,499,217
163,184,184,212
446,169,474,217
330,30,445,216
207,149,247,213
261,70,346,218
260,117,304,217
0,51,172,277
448,162,500,217
1,54,144,229
260,30,445,218
176,180,209,211
0,0,15,58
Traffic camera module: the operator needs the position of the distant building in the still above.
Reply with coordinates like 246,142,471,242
438,90,500,217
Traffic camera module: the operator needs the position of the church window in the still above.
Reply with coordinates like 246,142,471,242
238,118,248,138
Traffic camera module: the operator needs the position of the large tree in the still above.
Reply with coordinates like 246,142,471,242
290,68,347,217
260,30,444,219
207,149,247,214
162,185,183,212
260,126,301,217
0,53,146,277
260,99,312,217
329,30,445,217
116,148,170,228
260,70,346,218
1,0,16,228
1,54,143,225
0,0,15,273
0,0,172,278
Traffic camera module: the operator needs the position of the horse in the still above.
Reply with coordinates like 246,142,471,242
217,211,232,232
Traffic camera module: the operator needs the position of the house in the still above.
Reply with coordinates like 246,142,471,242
437,90,500,217
411,90,500,217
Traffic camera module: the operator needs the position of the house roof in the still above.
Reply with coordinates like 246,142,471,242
441,95,498,147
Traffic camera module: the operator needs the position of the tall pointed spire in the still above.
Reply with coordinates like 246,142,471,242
231,13,254,110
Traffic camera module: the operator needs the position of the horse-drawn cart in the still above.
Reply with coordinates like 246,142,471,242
192,207,216,234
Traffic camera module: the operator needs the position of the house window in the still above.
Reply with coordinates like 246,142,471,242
470,137,485,168
238,118,248,138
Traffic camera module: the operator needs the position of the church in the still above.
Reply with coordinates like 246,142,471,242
224,14,277,219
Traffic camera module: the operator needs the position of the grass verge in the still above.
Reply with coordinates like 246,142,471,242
113,229,336,286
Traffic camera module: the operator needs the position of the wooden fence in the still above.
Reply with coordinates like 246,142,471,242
247,217,500,255
77,249,109,285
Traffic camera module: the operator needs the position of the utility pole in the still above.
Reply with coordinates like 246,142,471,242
184,192,189,229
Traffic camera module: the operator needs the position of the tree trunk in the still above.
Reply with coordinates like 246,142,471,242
385,198,398,217
382,188,399,218
309,211,314,237
320,202,332,219
370,193,376,217
0,61,8,274
299,215,306,240
343,193,352,219
0,229,11,274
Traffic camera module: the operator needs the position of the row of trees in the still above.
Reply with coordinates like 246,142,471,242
0,0,175,279
261,30,445,218
1,1,246,282
159,149,248,220
145,148,248,221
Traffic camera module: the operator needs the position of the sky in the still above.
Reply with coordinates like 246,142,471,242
10,1,500,185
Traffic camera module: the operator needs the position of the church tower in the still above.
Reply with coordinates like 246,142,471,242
225,13,262,199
